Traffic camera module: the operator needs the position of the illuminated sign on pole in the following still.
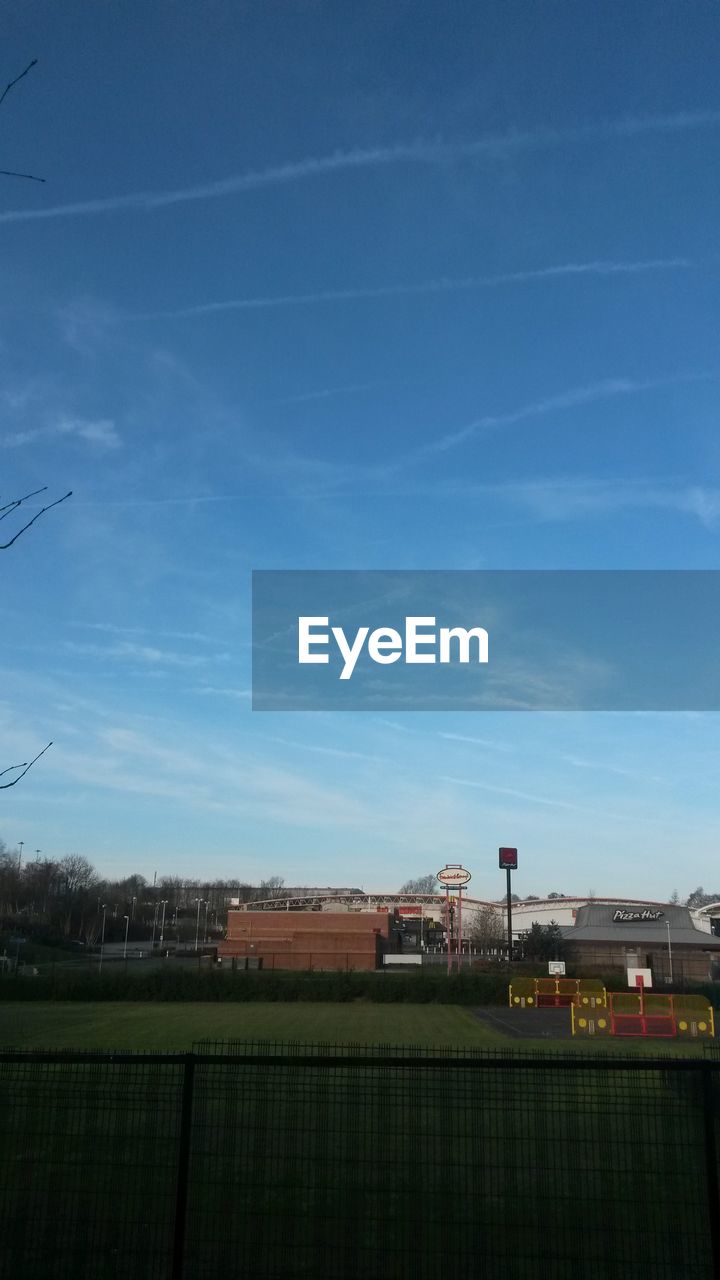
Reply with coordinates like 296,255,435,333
436,866,471,975
499,848,518,962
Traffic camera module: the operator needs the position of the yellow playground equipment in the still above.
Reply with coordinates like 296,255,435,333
508,976,606,1009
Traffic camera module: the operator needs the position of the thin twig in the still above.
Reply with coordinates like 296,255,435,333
0,742,52,789
0,490,72,549
0,60,45,184
0,59,37,109
0,486,47,521
0,168,45,183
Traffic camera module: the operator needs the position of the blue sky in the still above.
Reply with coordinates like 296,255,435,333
1,0,719,898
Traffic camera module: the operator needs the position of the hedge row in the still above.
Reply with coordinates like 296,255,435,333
0,967,514,1004
2,966,717,1007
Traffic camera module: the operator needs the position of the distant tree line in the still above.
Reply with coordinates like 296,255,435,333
0,840,288,948
3,839,716,953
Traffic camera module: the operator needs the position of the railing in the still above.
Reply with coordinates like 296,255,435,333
0,1044,719,1279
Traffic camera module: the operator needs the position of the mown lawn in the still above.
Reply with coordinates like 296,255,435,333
0,1001,504,1050
0,1001,713,1053
0,1006,714,1280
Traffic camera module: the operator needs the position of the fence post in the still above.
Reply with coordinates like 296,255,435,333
171,1053,196,1280
702,1064,720,1277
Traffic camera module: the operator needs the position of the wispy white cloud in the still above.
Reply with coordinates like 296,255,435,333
189,685,251,700
72,490,268,509
2,111,720,224
57,299,121,354
399,373,717,465
74,621,220,645
58,417,120,448
449,476,720,529
267,381,385,405
143,258,693,319
1,415,120,450
441,774,622,818
53,723,375,830
439,731,513,751
265,734,391,764
64,640,230,669
561,752,665,785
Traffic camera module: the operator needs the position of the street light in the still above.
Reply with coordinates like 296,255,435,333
666,919,674,985
195,898,205,951
99,904,107,974
159,900,168,948
17,841,24,873
123,914,130,960
203,899,209,943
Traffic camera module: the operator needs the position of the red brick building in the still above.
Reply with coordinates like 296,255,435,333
218,910,391,971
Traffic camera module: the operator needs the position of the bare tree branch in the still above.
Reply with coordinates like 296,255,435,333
0,742,52,789
0,489,72,549
0,59,45,184
0,485,48,521
0,58,37,109
0,167,45,183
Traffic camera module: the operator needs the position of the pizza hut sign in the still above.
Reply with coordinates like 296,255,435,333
613,908,664,923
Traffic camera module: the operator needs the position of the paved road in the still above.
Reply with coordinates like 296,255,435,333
471,1006,574,1039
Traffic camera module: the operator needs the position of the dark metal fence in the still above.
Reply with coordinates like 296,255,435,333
1,1045,718,1280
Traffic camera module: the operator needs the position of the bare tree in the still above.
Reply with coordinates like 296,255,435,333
1,61,72,787
398,874,439,895
1,488,71,788
259,875,285,900
468,905,504,952
58,855,99,938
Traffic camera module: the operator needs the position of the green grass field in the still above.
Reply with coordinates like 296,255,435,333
1,1013,714,1280
1,1002,716,1279
0,1000,713,1053
0,1001,500,1050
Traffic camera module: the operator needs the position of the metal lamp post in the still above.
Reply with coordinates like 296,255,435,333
203,899,209,943
666,919,674,985
123,914,130,960
159,900,167,948
195,898,205,951
17,841,24,873
99,904,107,974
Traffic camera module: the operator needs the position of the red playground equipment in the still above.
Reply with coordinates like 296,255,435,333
572,989,715,1039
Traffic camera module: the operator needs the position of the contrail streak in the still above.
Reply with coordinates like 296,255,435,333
400,372,718,464
2,110,720,224
144,258,693,318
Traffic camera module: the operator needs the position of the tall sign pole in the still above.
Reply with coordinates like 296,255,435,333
506,870,512,961
498,848,518,963
436,865,472,974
